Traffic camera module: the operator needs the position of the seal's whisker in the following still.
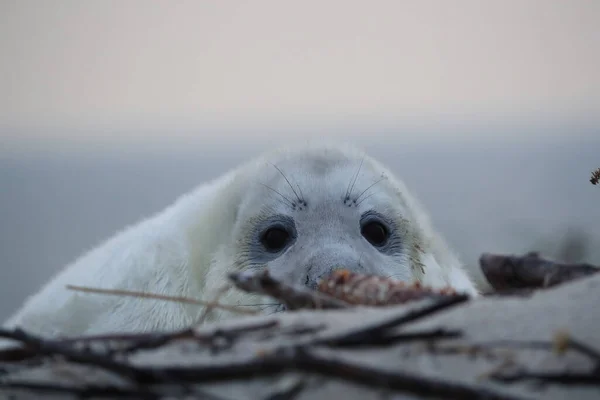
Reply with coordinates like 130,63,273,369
384,273,408,281
346,155,365,199
295,182,305,204
355,177,386,204
266,307,285,315
259,182,295,208
269,162,304,204
247,304,282,313
355,192,376,207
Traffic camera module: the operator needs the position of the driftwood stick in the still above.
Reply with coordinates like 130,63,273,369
228,270,351,310
479,252,599,292
0,382,161,399
314,294,469,346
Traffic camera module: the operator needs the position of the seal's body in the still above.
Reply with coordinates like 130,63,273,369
3,143,478,338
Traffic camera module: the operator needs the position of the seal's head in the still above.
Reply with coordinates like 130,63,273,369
204,143,478,316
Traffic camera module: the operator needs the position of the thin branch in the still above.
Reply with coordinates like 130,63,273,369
195,283,233,325
491,370,600,386
327,328,462,348
66,284,258,316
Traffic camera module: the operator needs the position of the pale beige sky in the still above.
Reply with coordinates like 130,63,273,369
1,0,599,146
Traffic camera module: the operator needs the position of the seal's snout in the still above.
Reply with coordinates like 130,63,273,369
304,263,359,290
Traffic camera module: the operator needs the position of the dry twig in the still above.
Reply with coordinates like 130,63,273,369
195,283,233,325
66,284,258,316
591,168,600,185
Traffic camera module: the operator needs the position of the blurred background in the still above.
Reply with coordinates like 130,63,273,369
1,1,599,320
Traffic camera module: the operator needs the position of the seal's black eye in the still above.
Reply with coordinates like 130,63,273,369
261,227,291,252
361,221,389,247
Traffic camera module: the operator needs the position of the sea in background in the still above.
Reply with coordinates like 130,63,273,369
1,126,599,321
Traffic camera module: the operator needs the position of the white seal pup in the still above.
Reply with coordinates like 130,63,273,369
3,142,478,340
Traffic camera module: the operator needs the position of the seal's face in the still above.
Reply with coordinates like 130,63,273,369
229,147,421,302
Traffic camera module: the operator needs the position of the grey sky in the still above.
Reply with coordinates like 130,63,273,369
1,0,599,149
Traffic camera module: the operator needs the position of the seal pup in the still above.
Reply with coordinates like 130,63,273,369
3,142,478,339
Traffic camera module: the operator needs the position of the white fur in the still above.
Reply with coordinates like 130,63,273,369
2,142,478,340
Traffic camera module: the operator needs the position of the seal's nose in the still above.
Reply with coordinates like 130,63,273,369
302,245,364,290
304,265,348,290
